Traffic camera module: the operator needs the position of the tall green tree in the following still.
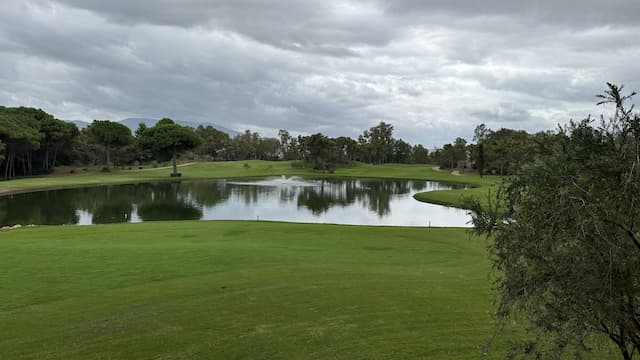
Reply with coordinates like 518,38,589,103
411,144,429,164
453,137,467,167
0,107,45,179
438,137,467,169
483,129,536,175
301,133,338,171
87,120,132,170
255,137,280,161
195,125,230,160
472,124,491,177
467,84,640,359
335,136,358,163
361,122,395,164
393,139,413,163
473,123,491,143
40,118,78,170
229,130,258,160
138,118,201,177
71,128,104,166
278,129,292,160
476,142,485,177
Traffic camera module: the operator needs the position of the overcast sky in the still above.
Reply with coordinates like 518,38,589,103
1,1,638,146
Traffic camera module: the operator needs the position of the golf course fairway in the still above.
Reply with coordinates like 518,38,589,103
0,221,512,359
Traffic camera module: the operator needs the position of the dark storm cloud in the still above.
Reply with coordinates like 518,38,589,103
0,0,638,146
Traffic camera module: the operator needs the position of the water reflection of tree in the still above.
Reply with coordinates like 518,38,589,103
294,179,414,217
0,178,438,226
137,201,202,221
356,181,392,216
83,185,134,224
184,181,231,208
297,181,332,215
61,185,135,224
364,180,412,216
231,184,272,206
0,189,81,226
135,182,202,221
79,182,207,223
278,186,297,203
411,180,427,192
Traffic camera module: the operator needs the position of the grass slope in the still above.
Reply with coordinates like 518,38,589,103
0,221,509,359
0,161,498,208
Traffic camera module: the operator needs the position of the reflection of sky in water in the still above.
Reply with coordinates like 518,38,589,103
4,177,472,227
196,178,470,227
199,192,470,227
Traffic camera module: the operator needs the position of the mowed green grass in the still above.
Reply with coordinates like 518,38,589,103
413,180,499,209
0,161,498,208
0,221,511,359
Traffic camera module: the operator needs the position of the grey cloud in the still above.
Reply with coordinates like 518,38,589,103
384,0,640,27
51,0,402,54
471,104,534,124
0,0,638,147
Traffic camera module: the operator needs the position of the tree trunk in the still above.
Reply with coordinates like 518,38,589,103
4,152,9,180
27,152,32,175
10,153,15,178
172,148,178,176
52,146,59,170
44,147,49,170
106,144,111,170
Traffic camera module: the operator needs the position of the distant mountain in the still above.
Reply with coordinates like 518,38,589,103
66,118,239,137
118,117,157,130
119,118,239,136
70,120,90,129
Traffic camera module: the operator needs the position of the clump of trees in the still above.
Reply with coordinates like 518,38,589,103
137,118,201,177
284,122,431,170
192,121,432,170
2,102,578,181
194,125,231,161
0,108,437,180
430,124,564,177
87,120,132,170
0,102,609,181
468,84,640,359
0,106,78,179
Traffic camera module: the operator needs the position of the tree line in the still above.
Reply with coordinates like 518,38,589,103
430,124,563,177
0,103,569,181
193,122,430,170
0,107,435,180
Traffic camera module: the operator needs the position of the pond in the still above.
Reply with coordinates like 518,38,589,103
0,177,472,227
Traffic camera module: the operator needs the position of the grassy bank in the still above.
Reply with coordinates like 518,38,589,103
413,176,499,209
1,221,507,359
0,161,497,208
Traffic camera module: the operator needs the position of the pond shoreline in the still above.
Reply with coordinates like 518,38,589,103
0,176,472,228
0,161,497,210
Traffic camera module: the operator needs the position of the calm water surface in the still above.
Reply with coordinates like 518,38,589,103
0,177,472,227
